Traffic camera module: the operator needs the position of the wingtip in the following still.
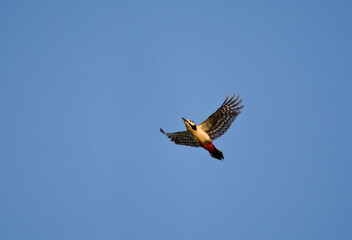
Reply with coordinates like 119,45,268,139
229,92,235,101
160,128,165,134
222,94,229,105
223,93,236,105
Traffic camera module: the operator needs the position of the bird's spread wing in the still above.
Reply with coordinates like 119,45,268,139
160,128,200,147
199,93,243,141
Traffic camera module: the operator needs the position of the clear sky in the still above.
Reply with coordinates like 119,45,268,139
1,1,351,239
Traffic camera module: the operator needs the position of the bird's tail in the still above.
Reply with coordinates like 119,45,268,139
210,147,224,160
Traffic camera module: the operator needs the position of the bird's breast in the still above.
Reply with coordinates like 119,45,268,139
190,128,211,145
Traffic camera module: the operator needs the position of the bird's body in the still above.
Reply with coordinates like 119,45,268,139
184,120,211,145
160,93,243,160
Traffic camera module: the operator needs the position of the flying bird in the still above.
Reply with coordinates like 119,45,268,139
160,93,243,160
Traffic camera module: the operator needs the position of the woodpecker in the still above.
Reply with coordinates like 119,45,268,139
160,93,243,160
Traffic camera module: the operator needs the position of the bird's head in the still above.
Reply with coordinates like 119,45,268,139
182,118,197,131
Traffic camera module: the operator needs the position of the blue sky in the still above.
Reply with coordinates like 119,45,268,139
1,1,351,239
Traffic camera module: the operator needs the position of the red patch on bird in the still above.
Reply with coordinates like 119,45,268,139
201,142,215,152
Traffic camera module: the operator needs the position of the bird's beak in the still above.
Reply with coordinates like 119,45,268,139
182,117,186,121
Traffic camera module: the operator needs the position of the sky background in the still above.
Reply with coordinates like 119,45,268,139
1,1,352,239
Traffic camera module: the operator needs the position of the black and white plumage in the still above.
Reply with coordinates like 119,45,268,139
160,93,243,160
159,128,200,147
198,93,243,140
